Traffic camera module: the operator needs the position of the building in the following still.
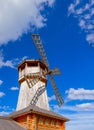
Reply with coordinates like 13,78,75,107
1,59,69,130
9,105,69,130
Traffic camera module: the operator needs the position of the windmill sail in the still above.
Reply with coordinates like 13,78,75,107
50,75,64,106
32,34,49,66
32,34,64,107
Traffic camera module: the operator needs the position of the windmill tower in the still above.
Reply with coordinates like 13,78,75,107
16,34,64,111
16,59,50,111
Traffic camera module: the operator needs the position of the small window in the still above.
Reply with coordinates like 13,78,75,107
56,121,61,127
45,119,50,125
51,120,55,126
39,118,44,124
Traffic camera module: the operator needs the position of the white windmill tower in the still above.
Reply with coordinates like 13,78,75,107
16,34,64,111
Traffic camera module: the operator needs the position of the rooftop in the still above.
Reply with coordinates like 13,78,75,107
9,105,69,122
0,116,26,130
18,59,48,70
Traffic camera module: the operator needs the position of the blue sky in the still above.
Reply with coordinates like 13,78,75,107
0,0,94,130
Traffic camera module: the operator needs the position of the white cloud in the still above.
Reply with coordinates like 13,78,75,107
0,111,10,116
10,86,19,91
66,88,94,100
48,95,56,102
0,105,15,116
52,102,94,112
76,103,94,110
86,33,94,44
0,51,29,69
68,0,94,45
0,53,15,69
0,80,3,85
0,92,5,98
51,102,94,130
66,112,94,130
22,56,28,61
0,0,55,45
50,93,94,130
51,103,94,130
79,19,86,29
0,106,10,110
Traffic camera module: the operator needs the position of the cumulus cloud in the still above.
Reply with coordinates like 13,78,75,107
52,103,94,112
10,86,19,91
0,111,10,116
0,51,16,68
86,33,94,44
48,95,56,102
22,56,28,61
0,51,29,69
0,106,10,110
0,105,15,116
76,103,94,110
0,56,15,69
68,0,94,46
0,0,55,45
0,92,5,98
66,112,94,130
66,88,94,100
0,80,3,85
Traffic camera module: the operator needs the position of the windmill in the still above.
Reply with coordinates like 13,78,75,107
30,34,64,107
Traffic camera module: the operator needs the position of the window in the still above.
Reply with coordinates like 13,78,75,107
45,119,50,125
56,121,61,127
51,120,55,126
39,118,44,125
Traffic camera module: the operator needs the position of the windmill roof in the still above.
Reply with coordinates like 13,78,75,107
0,116,26,130
18,59,48,70
9,105,69,122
